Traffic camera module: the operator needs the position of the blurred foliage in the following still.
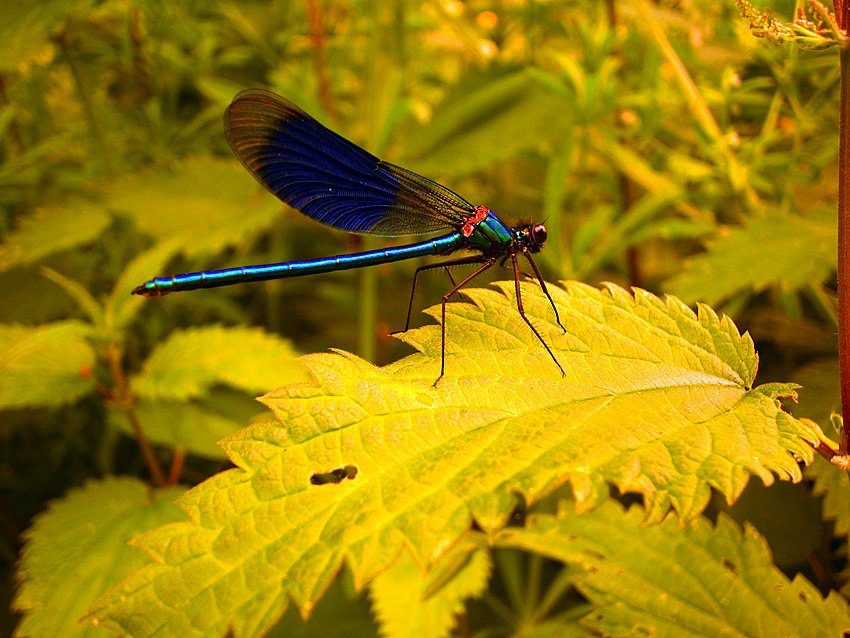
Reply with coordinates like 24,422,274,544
1,0,849,636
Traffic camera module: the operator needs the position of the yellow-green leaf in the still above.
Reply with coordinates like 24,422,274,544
402,69,568,178
105,156,280,258
0,200,111,273
0,0,84,72
108,392,264,459
497,500,850,637
106,239,185,330
14,477,185,638
131,325,308,401
0,320,95,409
370,542,490,638
666,209,837,306
85,282,829,636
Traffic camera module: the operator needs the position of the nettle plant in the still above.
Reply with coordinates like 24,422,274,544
7,2,850,637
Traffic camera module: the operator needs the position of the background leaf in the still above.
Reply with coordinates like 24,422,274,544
0,320,95,409
369,542,491,638
105,157,281,258
402,68,569,178
108,391,264,459
0,200,111,273
497,500,850,638
807,455,850,539
666,209,837,306
14,477,185,638
131,325,309,401
0,0,86,72
85,283,828,635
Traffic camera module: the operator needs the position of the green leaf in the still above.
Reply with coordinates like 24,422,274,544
497,500,850,637
131,325,308,400
402,68,569,177
666,209,837,306
0,0,87,72
521,618,597,638
108,391,263,459
807,454,850,538
105,156,280,258
369,542,490,638
14,477,186,638
0,200,111,273
266,570,378,637
791,357,840,427
85,282,829,636
41,267,103,326
106,239,185,331
0,320,95,409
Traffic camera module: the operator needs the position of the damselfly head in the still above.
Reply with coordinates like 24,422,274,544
531,224,548,246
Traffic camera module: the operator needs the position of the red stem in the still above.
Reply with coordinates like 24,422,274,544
838,1,850,453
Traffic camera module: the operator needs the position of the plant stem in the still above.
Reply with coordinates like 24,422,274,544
104,344,167,487
128,410,167,487
838,4,850,455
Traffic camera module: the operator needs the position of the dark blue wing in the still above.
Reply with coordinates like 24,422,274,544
223,89,475,236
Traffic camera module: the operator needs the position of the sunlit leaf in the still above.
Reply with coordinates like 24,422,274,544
666,209,837,305
0,200,111,273
0,320,95,409
131,325,308,400
14,477,185,638
104,156,281,258
497,500,850,637
85,282,829,636
370,542,490,638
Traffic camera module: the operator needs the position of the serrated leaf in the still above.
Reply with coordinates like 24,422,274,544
108,391,263,459
0,200,111,273
85,282,830,636
105,156,280,258
0,320,95,409
14,477,185,638
369,542,490,638
266,570,378,637
666,209,837,305
807,454,850,538
131,325,308,400
497,501,850,637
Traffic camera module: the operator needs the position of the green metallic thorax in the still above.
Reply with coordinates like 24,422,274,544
466,211,514,253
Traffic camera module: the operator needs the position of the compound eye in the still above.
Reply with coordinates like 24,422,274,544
532,224,548,245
